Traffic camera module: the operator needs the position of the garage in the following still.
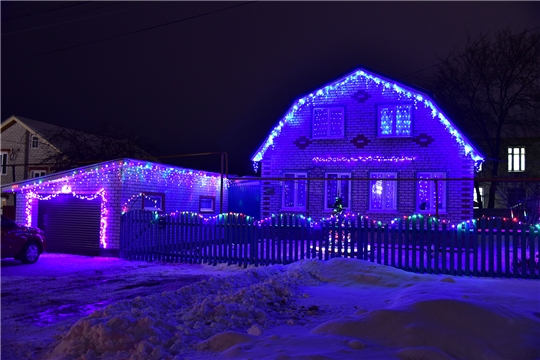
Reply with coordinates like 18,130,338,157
37,195,101,256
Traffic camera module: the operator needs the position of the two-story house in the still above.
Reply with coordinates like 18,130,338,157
251,67,484,223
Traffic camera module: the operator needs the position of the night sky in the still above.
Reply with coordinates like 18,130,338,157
2,1,539,176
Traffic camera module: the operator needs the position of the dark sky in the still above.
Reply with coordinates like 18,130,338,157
2,1,539,176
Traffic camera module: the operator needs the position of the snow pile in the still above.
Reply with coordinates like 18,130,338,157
46,258,540,360
49,261,322,359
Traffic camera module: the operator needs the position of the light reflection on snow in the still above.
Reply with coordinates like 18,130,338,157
32,300,114,327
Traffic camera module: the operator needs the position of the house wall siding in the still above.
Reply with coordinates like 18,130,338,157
259,80,475,223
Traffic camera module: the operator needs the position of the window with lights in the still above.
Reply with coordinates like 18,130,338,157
369,172,397,211
325,173,350,210
416,172,446,213
142,193,164,212
378,105,412,137
312,107,344,139
508,147,525,172
282,173,307,210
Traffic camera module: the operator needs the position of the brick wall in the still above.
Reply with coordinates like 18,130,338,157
259,76,476,223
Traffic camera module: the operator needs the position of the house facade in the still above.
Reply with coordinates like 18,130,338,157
1,159,228,257
251,68,484,223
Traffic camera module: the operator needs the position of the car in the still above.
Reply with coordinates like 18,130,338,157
1,215,46,264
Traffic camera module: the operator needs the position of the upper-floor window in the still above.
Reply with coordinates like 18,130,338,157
31,136,39,149
1,151,7,175
325,173,350,210
378,105,412,137
417,172,446,213
31,170,46,178
508,147,525,172
313,107,344,139
369,172,397,211
282,173,307,209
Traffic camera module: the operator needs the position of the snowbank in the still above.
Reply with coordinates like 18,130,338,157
44,258,540,360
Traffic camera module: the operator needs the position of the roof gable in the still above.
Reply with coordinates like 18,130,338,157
251,68,484,167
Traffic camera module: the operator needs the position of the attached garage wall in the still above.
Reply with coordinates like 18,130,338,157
38,195,101,256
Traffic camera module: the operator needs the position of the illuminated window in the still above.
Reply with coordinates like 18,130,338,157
199,196,215,213
312,107,344,138
142,193,164,212
369,172,397,211
325,173,350,210
508,147,525,172
282,173,307,209
378,105,412,137
31,136,39,149
416,172,446,213
473,187,484,209
31,170,46,178
1,151,7,175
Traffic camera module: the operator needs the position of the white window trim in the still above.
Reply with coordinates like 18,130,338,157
416,172,446,213
199,196,216,213
377,104,412,137
369,172,398,212
31,136,39,149
282,172,307,210
1,151,7,175
324,172,351,211
312,107,345,139
508,147,525,172
31,170,47,178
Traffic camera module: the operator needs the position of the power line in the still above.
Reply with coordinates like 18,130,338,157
32,2,257,58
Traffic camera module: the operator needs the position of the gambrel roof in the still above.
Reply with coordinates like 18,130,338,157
251,67,484,166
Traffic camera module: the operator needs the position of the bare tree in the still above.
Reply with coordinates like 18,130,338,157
40,122,156,171
427,28,540,208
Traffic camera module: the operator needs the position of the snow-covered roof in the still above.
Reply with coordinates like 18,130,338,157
251,68,485,166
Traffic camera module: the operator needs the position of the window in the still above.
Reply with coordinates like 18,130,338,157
473,187,484,209
199,196,215,213
370,172,397,211
31,170,46,178
325,173,350,210
416,172,446,213
508,147,525,172
282,173,307,209
31,136,39,149
1,151,7,175
142,193,164,211
312,107,344,138
378,105,412,137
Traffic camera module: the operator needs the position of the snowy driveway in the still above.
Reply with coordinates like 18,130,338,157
1,254,219,359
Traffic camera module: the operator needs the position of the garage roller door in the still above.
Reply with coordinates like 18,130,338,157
37,195,101,256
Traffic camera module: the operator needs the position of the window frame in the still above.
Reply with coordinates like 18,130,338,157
369,172,398,212
416,172,446,213
1,151,7,175
199,195,216,214
141,192,165,212
324,172,351,211
312,107,345,139
281,172,307,210
508,147,525,172
377,104,412,138
31,170,47,178
31,136,39,149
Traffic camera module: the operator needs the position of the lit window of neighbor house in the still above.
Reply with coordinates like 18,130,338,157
282,173,307,209
199,196,215,213
370,172,397,211
508,147,525,172
31,136,39,149
416,172,446,213
1,151,7,175
325,173,350,210
312,107,344,138
378,105,412,137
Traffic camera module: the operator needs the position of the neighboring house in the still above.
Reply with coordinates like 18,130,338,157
475,136,540,223
251,67,484,223
1,115,155,215
0,158,228,257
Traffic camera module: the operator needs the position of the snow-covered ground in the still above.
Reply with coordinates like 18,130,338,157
2,253,539,360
